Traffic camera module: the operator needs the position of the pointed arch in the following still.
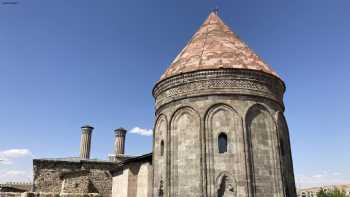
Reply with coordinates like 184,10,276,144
155,114,168,135
169,106,202,196
276,112,297,196
204,104,244,196
153,114,168,196
276,112,291,159
215,171,237,197
245,104,279,196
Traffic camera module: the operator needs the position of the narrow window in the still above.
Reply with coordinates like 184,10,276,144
218,133,227,153
160,140,164,156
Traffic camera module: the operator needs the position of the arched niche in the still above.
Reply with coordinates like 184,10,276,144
215,171,237,197
170,107,202,196
276,112,296,197
245,104,278,196
153,114,168,195
205,104,243,196
276,112,290,159
154,114,168,154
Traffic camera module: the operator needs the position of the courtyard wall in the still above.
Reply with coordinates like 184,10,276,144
33,159,118,197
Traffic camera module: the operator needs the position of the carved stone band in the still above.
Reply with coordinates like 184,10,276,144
153,69,285,110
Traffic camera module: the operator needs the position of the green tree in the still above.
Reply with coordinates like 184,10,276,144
317,188,347,197
317,188,329,197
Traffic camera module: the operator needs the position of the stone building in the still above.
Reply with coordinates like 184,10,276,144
111,154,152,197
30,11,296,197
33,126,115,196
152,11,296,197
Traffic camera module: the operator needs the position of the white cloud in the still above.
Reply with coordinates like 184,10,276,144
0,149,32,157
0,149,32,165
130,127,153,136
0,158,12,165
4,170,27,176
0,170,32,183
0,149,33,183
312,174,324,178
296,171,350,189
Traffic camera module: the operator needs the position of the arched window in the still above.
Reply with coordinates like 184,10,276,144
218,133,228,153
160,140,164,156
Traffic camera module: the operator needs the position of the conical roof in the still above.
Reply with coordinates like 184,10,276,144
160,12,278,80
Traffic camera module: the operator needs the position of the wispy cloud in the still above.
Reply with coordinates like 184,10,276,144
130,127,153,136
0,149,33,183
296,171,350,188
0,149,32,165
0,149,32,158
0,170,32,183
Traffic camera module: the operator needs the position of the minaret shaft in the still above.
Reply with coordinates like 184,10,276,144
114,128,127,155
80,125,93,159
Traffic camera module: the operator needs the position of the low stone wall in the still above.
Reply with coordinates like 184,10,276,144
33,159,118,197
0,192,101,197
0,192,22,197
0,183,32,192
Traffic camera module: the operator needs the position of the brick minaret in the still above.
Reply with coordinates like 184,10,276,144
114,127,127,155
79,125,94,159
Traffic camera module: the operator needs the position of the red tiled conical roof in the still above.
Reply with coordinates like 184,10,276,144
160,12,278,80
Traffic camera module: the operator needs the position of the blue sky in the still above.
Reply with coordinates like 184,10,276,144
0,0,349,188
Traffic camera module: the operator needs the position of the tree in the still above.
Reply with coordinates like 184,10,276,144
318,188,329,197
317,188,347,197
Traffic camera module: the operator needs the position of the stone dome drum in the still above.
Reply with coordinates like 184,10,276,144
152,12,296,197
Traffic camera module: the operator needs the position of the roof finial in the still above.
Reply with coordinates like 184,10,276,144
213,6,219,15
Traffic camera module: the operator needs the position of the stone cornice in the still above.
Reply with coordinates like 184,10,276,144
153,69,285,110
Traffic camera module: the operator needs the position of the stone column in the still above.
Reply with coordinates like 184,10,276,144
80,125,94,159
114,127,127,155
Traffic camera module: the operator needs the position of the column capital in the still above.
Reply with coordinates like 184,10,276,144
114,127,127,136
81,125,94,134
81,125,94,130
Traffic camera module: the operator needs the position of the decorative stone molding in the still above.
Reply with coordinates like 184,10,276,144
153,69,285,110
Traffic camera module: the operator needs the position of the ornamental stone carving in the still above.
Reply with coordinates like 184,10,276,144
153,69,285,110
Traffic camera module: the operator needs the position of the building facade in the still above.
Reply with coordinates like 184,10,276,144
152,12,296,197
112,154,153,197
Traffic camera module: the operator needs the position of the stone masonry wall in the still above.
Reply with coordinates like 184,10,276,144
112,160,152,197
33,159,118,197
0,192,22,197
152,67,296,197
135,162,152,197
112,169,129,197
153,94,294,197
0,192,101,197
